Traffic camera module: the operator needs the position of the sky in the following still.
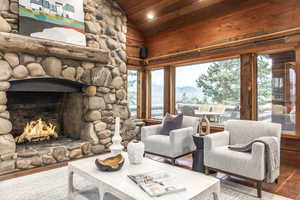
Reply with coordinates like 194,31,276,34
151,62,210,87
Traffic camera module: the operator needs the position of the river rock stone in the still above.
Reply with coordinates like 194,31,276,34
111,76,123,89
9,2,18,14
81,143,91,155
62,67,76,80
42,57,62,77
97,130,112,139
82,62,95,69
0,111,9,119
69,148,82,159
85,86,97,97
52,147,67,162
0,105,7,112
0,118,12,134
42,155,56,165
119,62,126,73
0,60,12,81
16,159,32,169
20,54,35,65
27,63,46,77
113,105,129,119
81,123,99,145
0,134,16,155
112,67,120,77
91,67,112,87
94,121,107,132
76,67,84,81
88,96,105,110
0,160,15,172
117,49,127,61
91,144,105,154
99,137,112,145
0,92,7,105
85,110,101,121
85,21,98,34
13,65,29,79
4,53,19,67
104,93,116,103
0,16,11,32
18,150,38,158
116,89,126,100
30,156,42,166
0,152,15,161
0,0,9,11
106,38,119,50
0,82,10,91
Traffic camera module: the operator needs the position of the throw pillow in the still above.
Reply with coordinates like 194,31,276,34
160,113,183,135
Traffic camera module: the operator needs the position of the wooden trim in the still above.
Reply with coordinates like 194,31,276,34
296,46,300,137
145,70,152,119
147,27,300,62
170,67,176,114
136,70,142,119
240,53,258,120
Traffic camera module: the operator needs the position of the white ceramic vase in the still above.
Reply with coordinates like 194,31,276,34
127,140,145,164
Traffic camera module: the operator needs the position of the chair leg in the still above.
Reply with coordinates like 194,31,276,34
171,158,176,165
257,181,262,198
204,166,209,175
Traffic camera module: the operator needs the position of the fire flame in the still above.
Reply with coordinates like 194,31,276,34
15,119,58,143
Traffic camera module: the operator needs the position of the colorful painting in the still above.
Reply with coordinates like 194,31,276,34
19,0,86,46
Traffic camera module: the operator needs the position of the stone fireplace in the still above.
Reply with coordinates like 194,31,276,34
0,0,137,174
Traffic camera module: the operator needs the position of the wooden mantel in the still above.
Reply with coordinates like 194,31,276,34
0,32,109,63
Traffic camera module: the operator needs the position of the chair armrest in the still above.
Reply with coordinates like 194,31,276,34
252,142,265,158
141,124,163,141
204,131,230,151
169,127,194,144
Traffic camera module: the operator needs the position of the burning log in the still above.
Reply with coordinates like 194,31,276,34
15,118,58,144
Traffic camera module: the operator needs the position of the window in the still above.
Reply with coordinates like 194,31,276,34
128,70,138,119
257,51,296,134
175,58,241,126
151,69,164,118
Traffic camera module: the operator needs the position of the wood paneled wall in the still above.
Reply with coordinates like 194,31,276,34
127,22,144,68
146,0,300,59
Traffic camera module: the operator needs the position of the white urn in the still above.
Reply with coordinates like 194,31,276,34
127,140,145,164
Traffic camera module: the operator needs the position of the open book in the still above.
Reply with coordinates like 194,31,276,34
128,171,186,197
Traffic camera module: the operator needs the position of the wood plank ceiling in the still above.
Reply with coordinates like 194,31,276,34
115,0,264,36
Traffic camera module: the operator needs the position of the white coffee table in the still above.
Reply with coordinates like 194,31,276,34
68,152,220,200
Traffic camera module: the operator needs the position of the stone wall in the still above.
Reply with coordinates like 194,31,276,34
0,0,137,174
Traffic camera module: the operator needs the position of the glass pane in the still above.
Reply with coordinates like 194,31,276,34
128,70,138,119
151,69,164,118
257,51,296,134
176,58,240,126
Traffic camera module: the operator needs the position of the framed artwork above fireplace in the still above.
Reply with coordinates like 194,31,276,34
18,0,86,46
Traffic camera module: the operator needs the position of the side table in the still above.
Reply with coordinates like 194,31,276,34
192,134,205,173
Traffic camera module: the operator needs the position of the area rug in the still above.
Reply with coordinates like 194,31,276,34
0,166,291,200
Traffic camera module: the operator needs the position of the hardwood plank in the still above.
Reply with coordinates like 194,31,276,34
240,53,257,120
146,0,300,57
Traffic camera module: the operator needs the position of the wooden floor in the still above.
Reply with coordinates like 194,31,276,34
146,153,300,200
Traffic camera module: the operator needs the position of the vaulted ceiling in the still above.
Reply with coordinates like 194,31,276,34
115,0,264,36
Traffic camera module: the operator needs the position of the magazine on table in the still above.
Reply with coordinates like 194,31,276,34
128,170,186,197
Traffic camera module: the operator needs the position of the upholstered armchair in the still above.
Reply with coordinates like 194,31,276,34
141,116,199,165
204,120,281,198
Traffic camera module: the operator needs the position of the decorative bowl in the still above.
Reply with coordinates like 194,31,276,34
95,154,124,172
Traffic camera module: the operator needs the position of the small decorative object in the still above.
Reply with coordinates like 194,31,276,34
199,116,210,135
127,140,145,164
95,154,124,172
110,117,124,156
